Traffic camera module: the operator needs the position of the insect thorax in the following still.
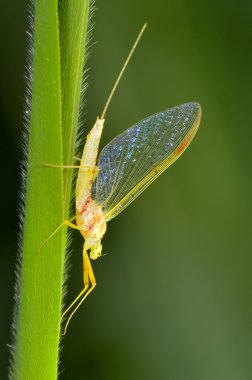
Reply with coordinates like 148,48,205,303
76,197,107,259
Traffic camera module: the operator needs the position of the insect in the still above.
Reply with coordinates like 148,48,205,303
41,23,201,334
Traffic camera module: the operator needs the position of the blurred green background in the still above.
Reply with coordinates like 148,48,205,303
1,0,252,379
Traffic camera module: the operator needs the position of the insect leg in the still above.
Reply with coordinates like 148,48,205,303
37,218,80,252
62,251,96,335
42,163,94,169
59,250,90,333
43,163,82,169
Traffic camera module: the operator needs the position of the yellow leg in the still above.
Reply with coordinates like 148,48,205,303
42,164,99,175
59,252,90,332
42,163,93,169
61,251,96,335
43,163,81,169
37,218,81,253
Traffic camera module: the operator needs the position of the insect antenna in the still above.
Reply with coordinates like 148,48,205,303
100,23,147,120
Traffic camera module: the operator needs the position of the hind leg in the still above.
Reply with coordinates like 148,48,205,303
61,250,96,335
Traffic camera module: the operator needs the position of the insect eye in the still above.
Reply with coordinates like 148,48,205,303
90,243,102,260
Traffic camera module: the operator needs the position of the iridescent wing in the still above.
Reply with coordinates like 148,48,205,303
92,102,201,221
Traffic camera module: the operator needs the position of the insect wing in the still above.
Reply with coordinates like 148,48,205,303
92,102,201,220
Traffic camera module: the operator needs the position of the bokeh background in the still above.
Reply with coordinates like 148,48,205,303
1,0,252,379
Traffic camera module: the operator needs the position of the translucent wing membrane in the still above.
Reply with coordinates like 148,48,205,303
92,102,201,220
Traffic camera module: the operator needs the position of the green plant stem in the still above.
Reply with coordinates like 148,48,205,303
11,0,91,379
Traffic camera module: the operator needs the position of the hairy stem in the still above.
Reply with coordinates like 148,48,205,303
10,1,92,379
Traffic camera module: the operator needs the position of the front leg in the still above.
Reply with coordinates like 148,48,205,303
43,163,83,169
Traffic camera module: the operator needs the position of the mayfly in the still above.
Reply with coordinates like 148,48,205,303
41,23,201,334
